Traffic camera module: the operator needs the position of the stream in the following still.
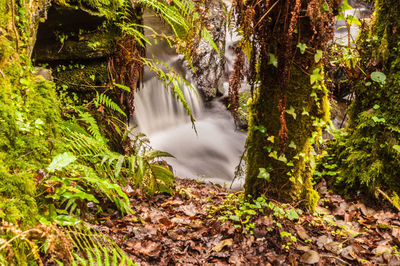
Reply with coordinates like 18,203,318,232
132,11,246,190
132,0,372,190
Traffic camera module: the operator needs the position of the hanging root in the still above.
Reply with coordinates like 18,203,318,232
228,46,244,125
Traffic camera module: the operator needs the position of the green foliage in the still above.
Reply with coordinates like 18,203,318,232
65,224,136,265
208,193,303,234
330,0,400,196
38,98,176,223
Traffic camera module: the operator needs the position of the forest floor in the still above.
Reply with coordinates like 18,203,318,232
92,179,400,265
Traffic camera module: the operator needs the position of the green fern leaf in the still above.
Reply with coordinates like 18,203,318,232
47,152,77,173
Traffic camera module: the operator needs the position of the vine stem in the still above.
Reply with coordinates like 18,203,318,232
10,0,20,53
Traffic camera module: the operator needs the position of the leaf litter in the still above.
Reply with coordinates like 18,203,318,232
92,179,400,265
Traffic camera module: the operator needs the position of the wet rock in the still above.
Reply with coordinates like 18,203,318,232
35,67,53,81
191,0,226,102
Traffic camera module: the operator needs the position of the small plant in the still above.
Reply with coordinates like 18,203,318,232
208,193,303,235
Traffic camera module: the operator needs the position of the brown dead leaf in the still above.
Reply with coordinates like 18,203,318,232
126,240,162,258
212,238,233,252
295,224,310,241
301,250,320,264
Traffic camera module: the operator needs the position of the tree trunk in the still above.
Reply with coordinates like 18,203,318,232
233,0,340,208
336,0,400,194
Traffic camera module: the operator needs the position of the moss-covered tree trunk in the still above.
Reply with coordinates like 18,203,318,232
336,0,400,194
233,0,340,208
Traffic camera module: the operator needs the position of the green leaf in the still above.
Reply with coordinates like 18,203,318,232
314,50,323,63
144,150,175,160
346,15,361,26
47,152,77,173
54,215,81,226
310,68,322,84
278,154,287,163
257,168,270,182
114,83,131,92
289,141,297,149
229,215,241,222
340,0,353,11
302,107,310,116
371,71,386,85
393,145,400,153
286,106,297,119
373,104,380,110
323,4,329,11
268,53,278,68
297,43,308,54
286,209,299,221
202,28,220,56
372,116,385,123
62,191,99,203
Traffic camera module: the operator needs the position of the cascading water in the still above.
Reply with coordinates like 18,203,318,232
132,11,246,190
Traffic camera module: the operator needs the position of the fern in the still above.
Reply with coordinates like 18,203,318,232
94,92,127,117
78,111,103,142
64,224,136,266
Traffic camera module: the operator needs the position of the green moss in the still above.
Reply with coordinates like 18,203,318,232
245,64,327,209
334,0,400,195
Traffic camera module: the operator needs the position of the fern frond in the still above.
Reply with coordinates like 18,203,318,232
95,92,127,117
78,112,103,142
65,224,135,266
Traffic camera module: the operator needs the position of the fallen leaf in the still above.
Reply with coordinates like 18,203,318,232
126,240,162,258
295,224,310,241
301,250,320,264
212,238,233,252
324,241,343,255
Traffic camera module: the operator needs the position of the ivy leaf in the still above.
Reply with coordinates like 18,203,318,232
314,50,323,63
297,43,307,54
286,106,297,119
278,154,287,163
340,0,353,11
267,135,275,143
257,168,271,182
346,15,361,26
310,68,323,84
371,71,386,85
268,53,278,68
269,151,278,160
286,209,299,221
289,141,297,149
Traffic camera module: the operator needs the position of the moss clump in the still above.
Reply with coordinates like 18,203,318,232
334,0,400,195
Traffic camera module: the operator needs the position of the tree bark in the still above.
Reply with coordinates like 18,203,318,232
233,0,340,208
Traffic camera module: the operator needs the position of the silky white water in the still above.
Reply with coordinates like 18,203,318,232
132,11,246,190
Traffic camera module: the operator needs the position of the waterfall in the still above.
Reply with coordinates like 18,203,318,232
132,10,246,190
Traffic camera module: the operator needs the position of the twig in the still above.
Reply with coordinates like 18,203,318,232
0,68,4,78
0,228,40,251
377,188,400,212
320,254,349,264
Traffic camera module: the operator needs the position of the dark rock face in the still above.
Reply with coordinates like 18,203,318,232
32,5,112,62
191,0,226,102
